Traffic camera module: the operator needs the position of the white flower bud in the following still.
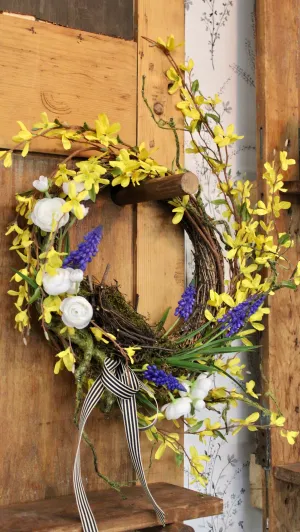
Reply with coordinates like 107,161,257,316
65,268,84,295
62,181,90,200
179,380,191,397
193,399,206,412
33,175,49,192
161,397,192,420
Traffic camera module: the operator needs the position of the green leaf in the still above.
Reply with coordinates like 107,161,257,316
83,122,91,131
136,392,157,411
278,233,291,246
173,322,210,344
280,280,297,290
156,307,171,332
240,202,251,222
188,420,204,433
11,268,38,289
28,287,41,305
191,79,199,93
175,453,184,467
211,199,228,206
167,360,214,372
64,232,70,255
214,430,227,442
206,113,220,123
89,185,96,203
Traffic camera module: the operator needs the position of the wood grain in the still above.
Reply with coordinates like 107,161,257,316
256,1,300,529
0,13,137,153
0,482,223,531
0,0,134,40
0,154,134,506
136,0,185,487
0,9,137,504
274,463,300,486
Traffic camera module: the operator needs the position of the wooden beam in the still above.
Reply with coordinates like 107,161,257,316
274,464,300,486
0,482,223,532
0,0,134,39
256,1,300,530
112,172,199,205
0,14,137,153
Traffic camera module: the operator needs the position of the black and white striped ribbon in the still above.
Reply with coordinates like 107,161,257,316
73,357,165,531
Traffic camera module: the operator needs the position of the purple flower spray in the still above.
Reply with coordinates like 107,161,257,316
63,225,103,271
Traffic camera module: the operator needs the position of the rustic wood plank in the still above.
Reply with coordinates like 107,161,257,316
0,153,135,506
0,13,137,153
112,172,199,205
0,482,223,532
136,0,185,487
0,0,134,40
274,464,300,486
256,1,300,529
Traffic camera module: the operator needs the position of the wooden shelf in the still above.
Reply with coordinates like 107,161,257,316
0,482,223,532
274,464,300,485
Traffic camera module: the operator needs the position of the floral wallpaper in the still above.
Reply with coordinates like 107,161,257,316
184,1,262,531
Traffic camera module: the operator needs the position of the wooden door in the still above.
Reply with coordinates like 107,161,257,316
0,1,184,507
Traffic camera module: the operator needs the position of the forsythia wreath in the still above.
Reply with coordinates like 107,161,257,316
4,35,300,525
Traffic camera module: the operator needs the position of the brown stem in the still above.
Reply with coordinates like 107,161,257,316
185,210,224,293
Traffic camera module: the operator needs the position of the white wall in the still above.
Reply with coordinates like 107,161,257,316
184,1,262,530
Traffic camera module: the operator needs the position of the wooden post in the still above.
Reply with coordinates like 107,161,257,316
111,172,199,205
136,0,185,487
256,1,300,530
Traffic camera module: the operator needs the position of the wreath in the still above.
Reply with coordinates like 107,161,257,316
4,34,300,528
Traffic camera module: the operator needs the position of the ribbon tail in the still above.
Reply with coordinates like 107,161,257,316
73,373,105,532
120,394,166,526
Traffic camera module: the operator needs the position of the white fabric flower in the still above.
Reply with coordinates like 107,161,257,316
63,180,90,200
190,386,207,401
194,374,213,394
81,205,89,218
33,175,49,192
65,268,84,295
43,268,72,295
179,380,191,397
31,197,69,232
193,399,206,412
161,397,192,420
60,296,93,329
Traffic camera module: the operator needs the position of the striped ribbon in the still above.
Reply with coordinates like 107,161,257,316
73,357,165,531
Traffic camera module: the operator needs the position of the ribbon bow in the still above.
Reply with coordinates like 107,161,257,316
73,357,165,531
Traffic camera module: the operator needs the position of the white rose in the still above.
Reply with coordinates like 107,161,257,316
193,399,206,412
63,181,90,200
43,268,72,295
31,198,69,232
60,296,93,329
161,397,192,420
33,175,49,192
65,268,84,295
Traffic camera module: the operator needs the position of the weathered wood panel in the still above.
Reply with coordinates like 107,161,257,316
0,14,137,153
0,0,134,40
0,154,135,506
137,0,185,486
0,482,223,531
256,1,300,530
